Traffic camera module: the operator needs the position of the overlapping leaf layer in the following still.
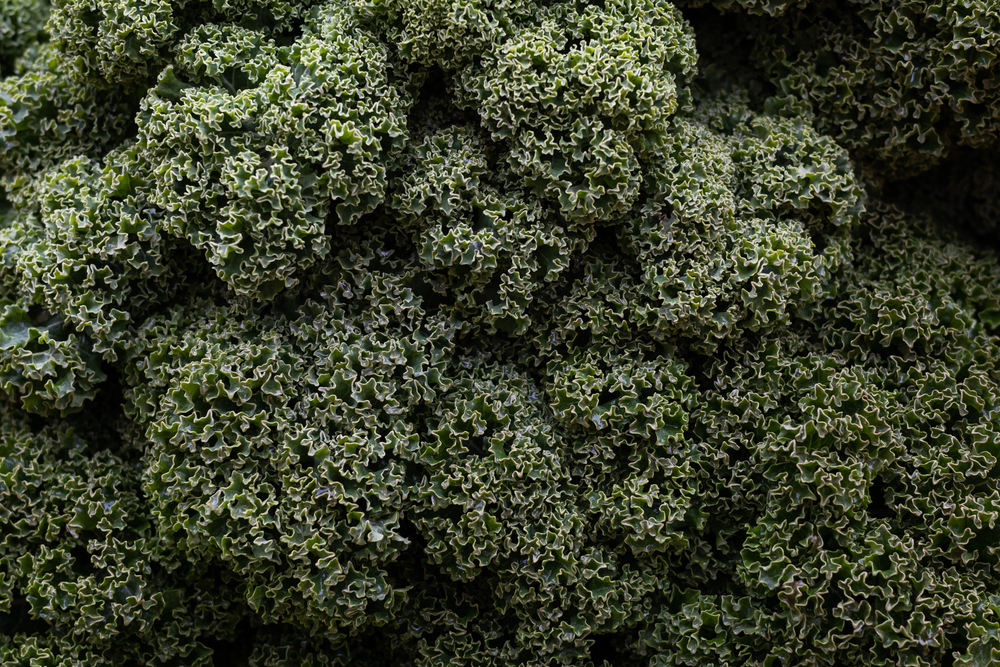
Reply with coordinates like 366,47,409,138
1,0,1000,665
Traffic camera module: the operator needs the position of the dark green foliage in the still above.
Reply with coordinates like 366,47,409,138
650,203,1000,667
0,303,104,415
0,408,250,665
120,226,458,634
619,93,863,348
47,0,322,86
2,0,1000,665
746,0,1000,179
0,45,140,183
1,153,198,349
138,11,410,297
351,0,539,70
389,124,585,333
457,0,698,224
0,0,48,76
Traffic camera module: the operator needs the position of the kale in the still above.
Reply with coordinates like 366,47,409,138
1,0,1000,665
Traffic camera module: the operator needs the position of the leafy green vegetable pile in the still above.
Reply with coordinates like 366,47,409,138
2,0,1000,664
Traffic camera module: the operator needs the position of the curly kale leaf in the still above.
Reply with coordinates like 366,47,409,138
137,18,409,298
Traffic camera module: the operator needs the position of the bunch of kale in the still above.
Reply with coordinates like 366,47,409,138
2,0,1000,664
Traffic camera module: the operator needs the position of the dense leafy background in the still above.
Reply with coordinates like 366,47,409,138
2,0,1000,665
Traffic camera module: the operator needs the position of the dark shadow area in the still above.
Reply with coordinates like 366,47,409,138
202,617,258,667
0,595,50,637
884,147,1000,251
866,474,895,520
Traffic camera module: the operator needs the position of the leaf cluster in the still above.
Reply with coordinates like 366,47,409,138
0,0,1000,665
